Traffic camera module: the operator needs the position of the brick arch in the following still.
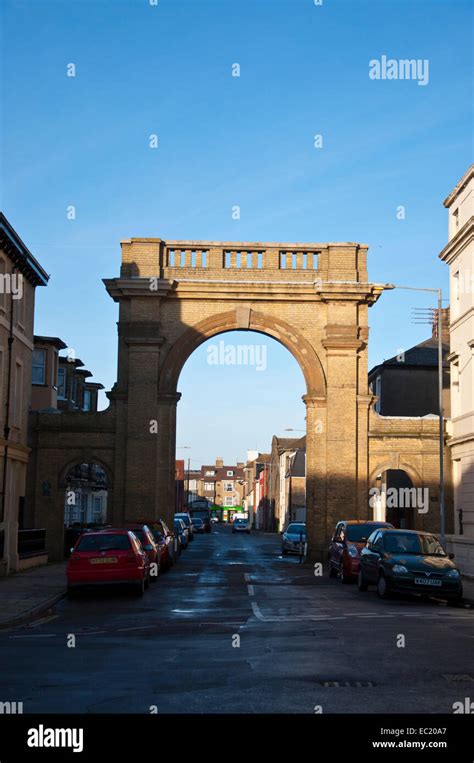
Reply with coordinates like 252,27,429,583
58,456,114,490
158,309,327,397
369,461,422,488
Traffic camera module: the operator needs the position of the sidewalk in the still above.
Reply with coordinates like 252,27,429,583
0,562,67,629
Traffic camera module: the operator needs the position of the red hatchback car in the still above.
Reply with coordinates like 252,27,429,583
328,520,394,583
67,529,150,596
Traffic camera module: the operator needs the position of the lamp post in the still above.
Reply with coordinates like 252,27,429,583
384,285,446,546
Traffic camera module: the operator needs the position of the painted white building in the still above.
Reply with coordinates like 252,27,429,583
439,165,474,573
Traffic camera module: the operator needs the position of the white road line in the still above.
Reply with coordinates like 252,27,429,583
244,573,251,582
116,625,155,632
10,633,57,639
247,585,255,597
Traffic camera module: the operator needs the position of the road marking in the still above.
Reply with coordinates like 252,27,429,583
10,633,57,639
244,573,251,582
116,625,155,632
247,585,255,597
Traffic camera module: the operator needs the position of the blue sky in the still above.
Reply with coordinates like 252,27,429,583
1,0,472,464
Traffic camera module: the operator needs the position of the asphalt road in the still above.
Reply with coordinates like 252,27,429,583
1,526,473,714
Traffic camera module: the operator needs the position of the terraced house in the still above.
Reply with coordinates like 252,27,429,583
0,214,48,575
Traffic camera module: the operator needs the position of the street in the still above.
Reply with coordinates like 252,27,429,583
1,526,473,714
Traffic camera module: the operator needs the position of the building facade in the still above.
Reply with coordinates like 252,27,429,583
0,214,49,574
199,457,244,521
439,165,474,571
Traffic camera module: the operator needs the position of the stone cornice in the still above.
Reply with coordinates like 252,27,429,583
438,216,474,263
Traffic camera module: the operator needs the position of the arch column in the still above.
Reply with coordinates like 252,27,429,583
156,392,181,530
303,394,327,561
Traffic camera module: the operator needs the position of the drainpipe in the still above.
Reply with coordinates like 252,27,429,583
1,275,15,528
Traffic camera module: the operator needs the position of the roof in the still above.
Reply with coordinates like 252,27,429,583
0,213,49,286
286,449,306,478
369,337,449,377
34,336,67,350
273,435,306,454
443,164,474,208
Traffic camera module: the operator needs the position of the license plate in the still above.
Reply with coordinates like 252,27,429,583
90,557,117,564
414,577,442,586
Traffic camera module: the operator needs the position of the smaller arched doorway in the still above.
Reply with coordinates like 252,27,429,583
372,469,417,529
63,462,109,556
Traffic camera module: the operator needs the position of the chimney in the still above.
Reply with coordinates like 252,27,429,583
215,457,224,467
432,307,450,344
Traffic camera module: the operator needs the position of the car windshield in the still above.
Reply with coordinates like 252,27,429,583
287,524,305,535
193,519,203,525
347,524,386,542
383,532,446,556
76,534,131,552
176,515,190,526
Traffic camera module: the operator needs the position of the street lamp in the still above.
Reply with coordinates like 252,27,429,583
384,284,446,546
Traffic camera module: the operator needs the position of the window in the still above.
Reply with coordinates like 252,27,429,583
0,258,6,312
13,361,23,429
227,470,234,476
57,367,66,398
205,470,215,476
204,482,214,491
374,375,382,413
224,496,235,507
83,390,92,411
224,482,233,492
32,349,46,385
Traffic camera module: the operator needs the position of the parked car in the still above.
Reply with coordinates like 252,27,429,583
175,512,195,541
124,524,160,580
328,520,394,583
174,517,189,551
190,508,212,533
281,522,307,555
192,517,205,534
67,529,150,597
147,519,176,571
232,518,250,534
358,528,463,601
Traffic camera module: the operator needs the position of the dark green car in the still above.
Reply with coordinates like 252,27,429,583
358,529,463,601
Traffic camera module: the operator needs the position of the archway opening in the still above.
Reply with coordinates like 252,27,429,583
63,462,109,556
175,329,309,534
372,469,416,529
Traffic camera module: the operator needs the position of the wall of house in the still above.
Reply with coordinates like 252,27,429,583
0,254,36,573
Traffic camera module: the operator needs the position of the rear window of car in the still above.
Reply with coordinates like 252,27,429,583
346,524,387,542
76,534,131,551
176,515,190,526
287,524,305,534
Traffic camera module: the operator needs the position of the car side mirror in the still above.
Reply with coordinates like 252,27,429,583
70,547,75,554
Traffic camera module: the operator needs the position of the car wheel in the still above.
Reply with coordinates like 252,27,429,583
144,572,150,590
377,572,391,599
358,569,368,591
135,577,145,597
340,563,350,584
67,586,78,598
328,562,338,578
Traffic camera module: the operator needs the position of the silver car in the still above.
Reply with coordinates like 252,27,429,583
282,522,306,555
232,518,250,534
